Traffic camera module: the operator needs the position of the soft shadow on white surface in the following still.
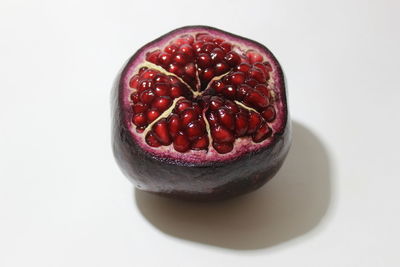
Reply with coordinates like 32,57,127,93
134,121,332,250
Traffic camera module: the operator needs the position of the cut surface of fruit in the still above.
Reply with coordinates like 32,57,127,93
118,26,287,164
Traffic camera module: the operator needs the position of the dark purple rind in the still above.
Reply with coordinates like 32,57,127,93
112,25,291,201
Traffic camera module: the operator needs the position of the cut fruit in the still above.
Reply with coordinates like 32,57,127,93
112,25,290,200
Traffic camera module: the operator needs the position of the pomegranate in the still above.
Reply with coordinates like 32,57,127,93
112,26,291,200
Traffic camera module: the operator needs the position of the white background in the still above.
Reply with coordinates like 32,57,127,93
1,0,399,266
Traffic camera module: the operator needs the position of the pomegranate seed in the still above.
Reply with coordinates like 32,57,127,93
176,100,192,112
197,53,212,68
136,127,145,133
168,63,180,74
203,36,214,43
211,80,225,94
173,53,188,65
224,51,241,67
132,102,149,113
153,96,172,111
132,113,147,127
235,112,248,136
223,85,236,99
140,69,158,79
230,72,245,85
263,61,273,72
214,62,229,75
186,120,205,141
180,34,194,44
211,126,234,143
225,100,239,113
236,63,251,73
192,103,202,115
181,108,199,126
146,50,160,64
153,83,170,96
213,38,224,45
191,135,209,150
210,48,225,63
261,106,276,122
170,85,183,98
222,75,231,84
196,33,213,42
202,68,214,81
184,63,196,77
129,75,139,89
245,90,269,108
248,68,266,83
145,132,161,147
254,84,270,97
175,39,188,47
246,51,263,64
138,79,154,92
164,44,178,54
207,112,219,127
209,97,224,111
168,76,180,84
245,78,258,87
138,67,148,75
154,74,169,83
173,133,190,152
252,122,272,142
247,112,262,134
178,44,194,59
140,89,156,104
192,41,203,53
264,71,270,81
158,53,172,66
174,38,190,46
202,42,216,53
195,33,207,40
236,84,252,100
219,42,232,52
153,119,171,145
254,62,269,75
198,117,207,130
130,92,139,103
212,142,233,154
217,108,235,131
147,109,160,123
168,114,181,138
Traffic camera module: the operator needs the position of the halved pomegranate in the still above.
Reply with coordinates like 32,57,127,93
112,26,291,200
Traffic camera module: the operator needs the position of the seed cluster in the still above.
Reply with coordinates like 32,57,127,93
145,100,208,152
129,67,190,132
204,96,272,153
129,33,277,154
210,61,276,122
146,33,244,90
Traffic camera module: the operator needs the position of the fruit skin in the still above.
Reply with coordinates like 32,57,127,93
112,25,291,201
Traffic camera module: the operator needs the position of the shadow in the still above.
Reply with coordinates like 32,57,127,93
134,121,332,250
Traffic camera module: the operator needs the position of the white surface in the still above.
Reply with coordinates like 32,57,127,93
1,0,399,266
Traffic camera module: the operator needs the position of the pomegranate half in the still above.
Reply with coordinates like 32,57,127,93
112,26,291,200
